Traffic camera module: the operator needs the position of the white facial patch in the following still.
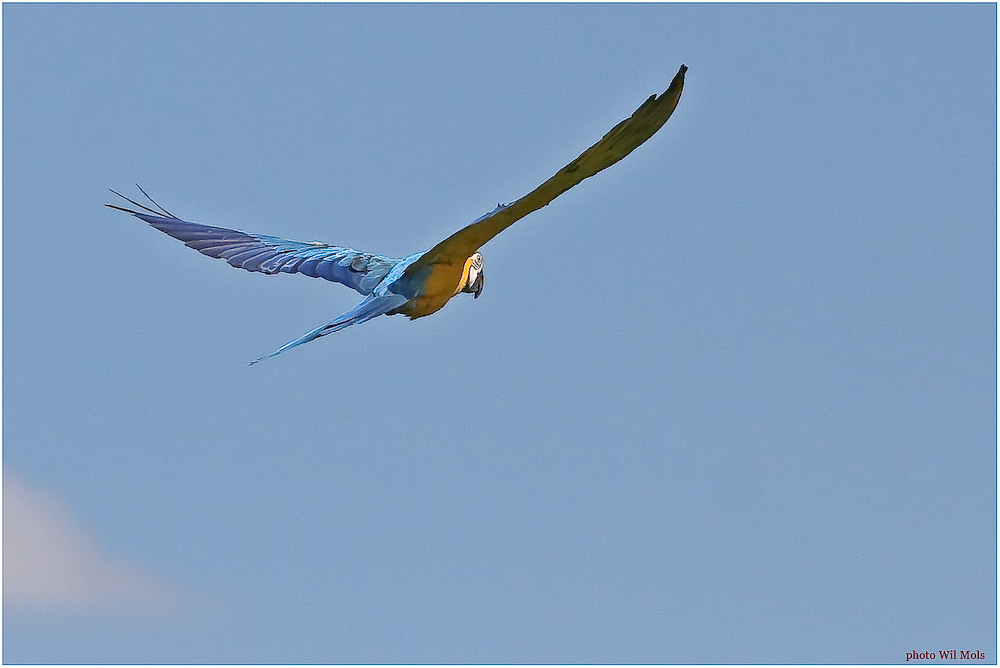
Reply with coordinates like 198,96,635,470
467,253,484,286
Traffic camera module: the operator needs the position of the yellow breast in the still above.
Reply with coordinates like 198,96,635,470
399,261,464,318
396,255,478,319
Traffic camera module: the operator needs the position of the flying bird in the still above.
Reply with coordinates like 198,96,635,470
108,64,686,365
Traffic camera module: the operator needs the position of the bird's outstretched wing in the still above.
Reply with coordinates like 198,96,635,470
106,188,401,296
403,64,687,277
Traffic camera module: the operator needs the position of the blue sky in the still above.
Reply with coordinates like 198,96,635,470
3,3,996,664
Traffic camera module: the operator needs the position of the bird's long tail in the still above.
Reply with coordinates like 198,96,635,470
249,293,408,365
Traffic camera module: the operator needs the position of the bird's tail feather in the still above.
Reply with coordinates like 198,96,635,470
249,293,409,365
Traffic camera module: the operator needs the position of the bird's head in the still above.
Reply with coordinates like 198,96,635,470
461,252,485,299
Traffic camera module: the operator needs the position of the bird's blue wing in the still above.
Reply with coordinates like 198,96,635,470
107,189,400,296
249,292,409,365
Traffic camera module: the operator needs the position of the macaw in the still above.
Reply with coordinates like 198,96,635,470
107,65,686,365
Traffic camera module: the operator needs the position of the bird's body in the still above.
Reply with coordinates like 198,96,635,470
390,250,480,319
108,65,686,364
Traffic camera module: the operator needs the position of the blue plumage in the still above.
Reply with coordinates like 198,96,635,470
131,209,400,296
108,65,686,364
249,292,411,365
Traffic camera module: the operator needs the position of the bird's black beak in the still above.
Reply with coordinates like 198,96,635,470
470,270,484,299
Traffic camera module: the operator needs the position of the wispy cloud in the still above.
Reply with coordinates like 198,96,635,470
3,473,178,612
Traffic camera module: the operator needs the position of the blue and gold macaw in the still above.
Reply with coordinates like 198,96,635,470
108,65,686,364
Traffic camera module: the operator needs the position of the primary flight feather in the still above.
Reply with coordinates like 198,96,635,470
107,64,687,364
